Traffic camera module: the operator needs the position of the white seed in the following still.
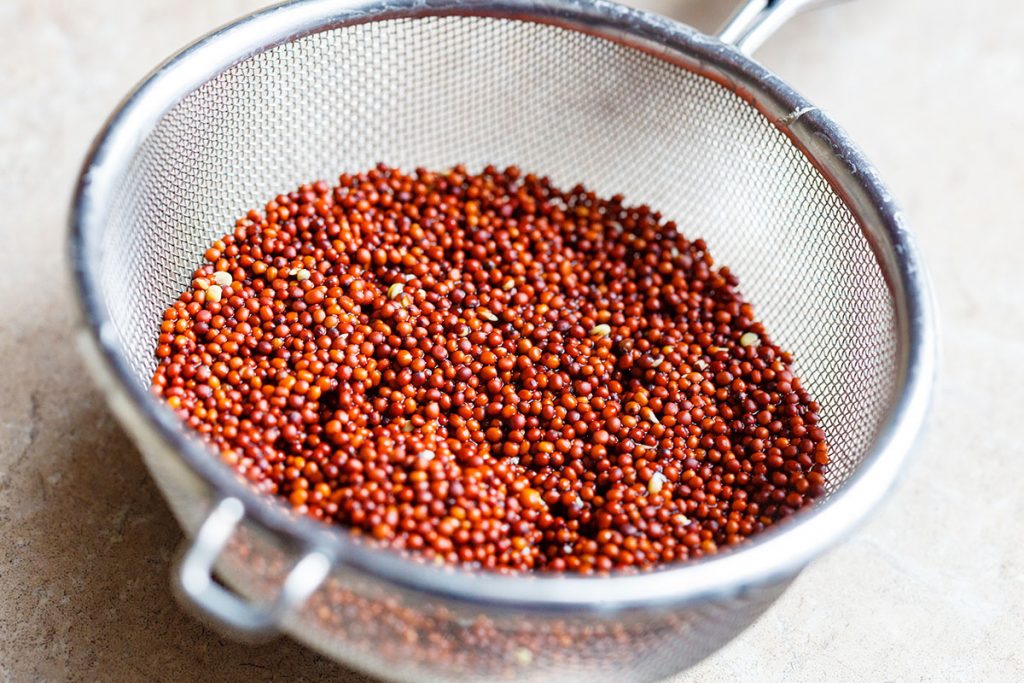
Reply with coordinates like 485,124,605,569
205,284,222,303
503,278,515,291
194,277,210,290
648,471,669,495
418,449,435,462
480,310,498,322
212,271,232,287
401,422,415,433
295,268,311,282
590,323,612,337
388,282,405,299
740,332,760,347
514,648,534,666
650,356,665,369
694,359,708,370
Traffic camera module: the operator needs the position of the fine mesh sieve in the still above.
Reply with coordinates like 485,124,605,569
70,1,936,681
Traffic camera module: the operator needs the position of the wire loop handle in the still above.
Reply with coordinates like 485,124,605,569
174,497,332,637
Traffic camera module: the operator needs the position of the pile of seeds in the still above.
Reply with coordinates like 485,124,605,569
151,164,827,573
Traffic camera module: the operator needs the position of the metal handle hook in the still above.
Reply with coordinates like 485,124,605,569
173,497,332,639
718,0,850,54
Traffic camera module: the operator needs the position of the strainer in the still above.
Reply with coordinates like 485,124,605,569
69,0,936,680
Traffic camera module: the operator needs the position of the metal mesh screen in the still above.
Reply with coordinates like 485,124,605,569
96,15,897,495
85,13,901,680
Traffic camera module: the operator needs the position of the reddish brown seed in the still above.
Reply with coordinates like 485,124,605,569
150,165,828,575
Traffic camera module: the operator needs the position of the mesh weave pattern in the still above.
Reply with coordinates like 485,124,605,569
91,15,898,679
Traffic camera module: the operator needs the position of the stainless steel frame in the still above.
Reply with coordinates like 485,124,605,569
69,0,936,679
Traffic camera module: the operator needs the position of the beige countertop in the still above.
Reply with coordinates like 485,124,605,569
2,0,1021,680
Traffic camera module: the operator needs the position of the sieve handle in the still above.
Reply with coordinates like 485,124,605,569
173,497,332,638
718,0,850,54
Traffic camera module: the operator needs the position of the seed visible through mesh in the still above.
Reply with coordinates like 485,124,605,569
150,164,828,573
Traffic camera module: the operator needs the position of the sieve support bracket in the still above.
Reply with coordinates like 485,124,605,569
718,0,852,54
173,497,332,639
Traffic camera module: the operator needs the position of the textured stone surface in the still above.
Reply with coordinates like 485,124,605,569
1,0,1021,680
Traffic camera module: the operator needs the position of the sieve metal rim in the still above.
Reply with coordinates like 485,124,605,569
69,0,936,611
